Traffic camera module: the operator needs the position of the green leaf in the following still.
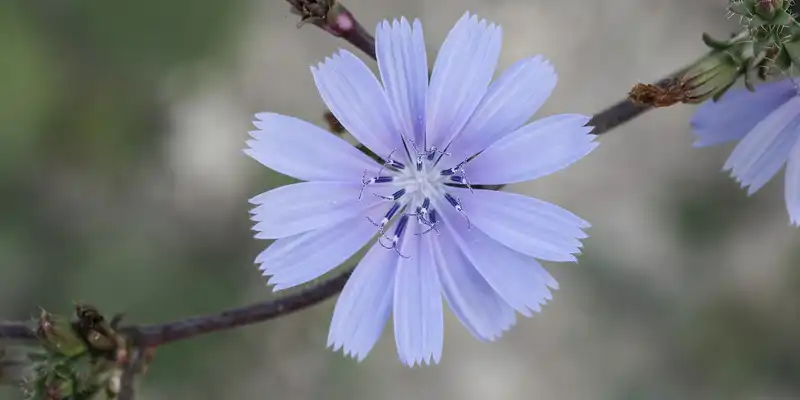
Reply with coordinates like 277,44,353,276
744,60,760,91
783,40,800,65
771,8,792,25
748,14,771,29
729,2,752,16
774,46,793,69
712,78,738,101
702,32,733,50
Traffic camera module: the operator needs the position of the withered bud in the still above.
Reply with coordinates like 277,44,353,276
756,0,785,17
628,79,697,108
289,0,356,37
73,304,121,355
630,50,743,107
324,111,345,134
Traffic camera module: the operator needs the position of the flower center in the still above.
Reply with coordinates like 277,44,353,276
357,145,473,258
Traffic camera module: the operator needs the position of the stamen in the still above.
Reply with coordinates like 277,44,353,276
358,170,394,200
366,202,401,237
444,192,471,229
407,141,451,171
408,197,439,235
426,145,450,161
407,139,425,171
381,149,405,171
379,214,410,258
374,188,406,201
440,156,474,193
387,158,405,170
421,209,440,235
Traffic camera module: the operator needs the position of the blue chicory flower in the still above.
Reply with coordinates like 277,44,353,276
245,11,597,366
691,78,800,226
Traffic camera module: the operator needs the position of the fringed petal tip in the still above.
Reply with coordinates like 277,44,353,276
377,16,420,32
327,341,370,363
400,352,441,368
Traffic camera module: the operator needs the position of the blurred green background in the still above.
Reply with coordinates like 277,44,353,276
1,0,800,398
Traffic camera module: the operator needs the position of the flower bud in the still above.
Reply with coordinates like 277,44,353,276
35,309,87,358
682,50,744,102
755,0,785,19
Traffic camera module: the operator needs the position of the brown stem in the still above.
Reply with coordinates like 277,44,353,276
127,269,352,346
0,322,36,341
589,75,684,135
118,346,147,400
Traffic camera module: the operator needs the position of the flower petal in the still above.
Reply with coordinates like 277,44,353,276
311,50,404,159
723,95,800,195
376,18,428,146
256,216,377,291
328,241,397,361
250,182,380,239
448,56,557,158
245,113,381,181
429,232,516,342
448,187,589,262
785,137,800,226
426,12,502,150
393,227,444,366
439,205,557,316
691,79,797,148
465,114,597,185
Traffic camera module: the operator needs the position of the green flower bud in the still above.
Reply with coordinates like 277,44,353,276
755,0,785,20
35,310,87,358
683,50,744,102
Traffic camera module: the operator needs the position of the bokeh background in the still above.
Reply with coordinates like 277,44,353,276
2,0,800,398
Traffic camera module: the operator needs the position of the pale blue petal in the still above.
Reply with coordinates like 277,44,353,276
256,216,377,290
311,50,404,159
245,113,381,181
440,205,557,316
249,182,380,239
426,12,502,150
723,96,800,195
785,138,800,226
448,187,588,262
691,79,797,147
466,114,597,185
376,18,428,145
448,56,557,158
393,227,444,366
328,241,397,361
430,233,516,342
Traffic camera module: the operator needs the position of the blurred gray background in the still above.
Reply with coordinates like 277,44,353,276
2,0,800,398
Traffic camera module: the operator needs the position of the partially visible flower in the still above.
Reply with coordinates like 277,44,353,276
245,12,597,366
691,78,800,225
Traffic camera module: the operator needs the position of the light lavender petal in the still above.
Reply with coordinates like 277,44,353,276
448,187,588,262
426,12,502,150
466,114,597,185
448,56,557,157
691,79,797,147
785,138,800,226
393,227,444,366
328,241,397,361
440,205,557,316
723,95,800,195
311,50,404,158
430,232,516,342
245,113,381,181
376,18,428,145
249,182,380,239
257,216,377,291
